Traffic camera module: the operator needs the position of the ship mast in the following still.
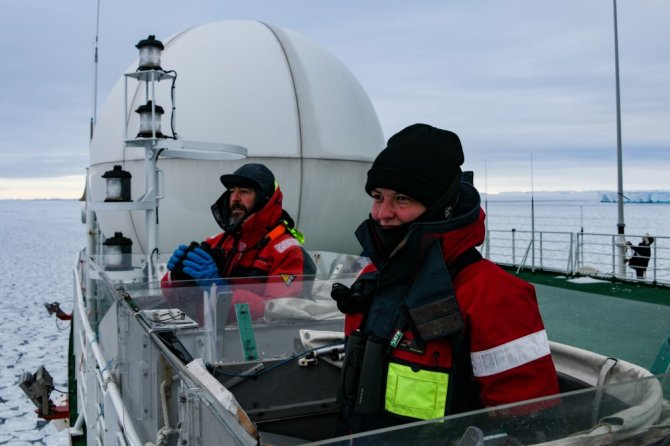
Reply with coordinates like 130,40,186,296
90,0,101,139
613,0,626,276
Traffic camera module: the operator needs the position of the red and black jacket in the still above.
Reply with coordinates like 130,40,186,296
339,182,559,434
162,185,315,319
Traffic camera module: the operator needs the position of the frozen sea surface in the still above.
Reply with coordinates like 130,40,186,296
0,200,82,445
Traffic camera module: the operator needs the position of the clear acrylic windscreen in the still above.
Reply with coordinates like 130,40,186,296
88,251,670,444
119,252,370,364
315,371,670,445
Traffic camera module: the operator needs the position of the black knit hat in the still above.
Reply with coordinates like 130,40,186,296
365,123,464,208
220,163,275,201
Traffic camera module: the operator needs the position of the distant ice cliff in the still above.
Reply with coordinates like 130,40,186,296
480,190,670,203
600,191,670,203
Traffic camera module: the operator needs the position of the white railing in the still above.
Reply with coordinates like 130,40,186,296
73,255,144,446
484,230,670,286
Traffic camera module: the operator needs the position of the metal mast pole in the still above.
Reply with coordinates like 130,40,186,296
613,0,626,276
484,160,490,258
90,0,101,139
86,0,102,312
531,153,535,272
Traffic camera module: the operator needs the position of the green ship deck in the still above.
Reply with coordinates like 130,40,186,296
505,267,670,370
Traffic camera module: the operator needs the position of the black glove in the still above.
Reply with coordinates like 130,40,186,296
331,281,375,314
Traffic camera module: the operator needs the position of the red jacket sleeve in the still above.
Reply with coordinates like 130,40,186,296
455,259,559,407
229,234,314,319
161,232,313,320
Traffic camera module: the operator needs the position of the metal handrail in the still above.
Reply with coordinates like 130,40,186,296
485,229,670,286
73,256,144,445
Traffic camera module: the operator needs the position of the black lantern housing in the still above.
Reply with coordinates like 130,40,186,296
135,101,164,138
135,35,164,71
102,165,132,202
103,232,133,271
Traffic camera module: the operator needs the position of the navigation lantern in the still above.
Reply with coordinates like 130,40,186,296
102,165,132,202
135,101,164,138
136,35,164,71
103,232,133,271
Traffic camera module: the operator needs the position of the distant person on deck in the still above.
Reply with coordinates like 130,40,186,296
626,234,655,279
331,123,560,437
161,163,316,319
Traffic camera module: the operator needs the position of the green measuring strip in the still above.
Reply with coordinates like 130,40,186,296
234,303,258,361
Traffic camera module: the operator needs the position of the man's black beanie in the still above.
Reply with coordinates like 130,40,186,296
365,123,464,208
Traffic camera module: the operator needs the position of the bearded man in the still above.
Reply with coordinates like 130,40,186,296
162,163,316,318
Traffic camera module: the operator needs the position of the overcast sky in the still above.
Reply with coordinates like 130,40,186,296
1,0,668,198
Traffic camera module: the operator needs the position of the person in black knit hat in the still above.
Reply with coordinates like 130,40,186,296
365,123,464,222
365,123,464,207
332,123,561,440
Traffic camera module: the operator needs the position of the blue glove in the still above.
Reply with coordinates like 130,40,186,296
182,247,228,289
167,244,189,271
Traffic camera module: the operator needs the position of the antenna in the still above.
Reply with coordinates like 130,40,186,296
90,0,101,140
531,153,535,271
613,0,627,276
484,160,490,258
484,160,488,215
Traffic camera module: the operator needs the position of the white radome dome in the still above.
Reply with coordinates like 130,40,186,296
89,20,384,256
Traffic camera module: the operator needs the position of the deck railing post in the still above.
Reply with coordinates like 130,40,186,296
569,232,575,275
579,232,584,268
538,232,543,271
576,232,580,274
612,235,626,277
652,242,657,283
512,229,516,266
